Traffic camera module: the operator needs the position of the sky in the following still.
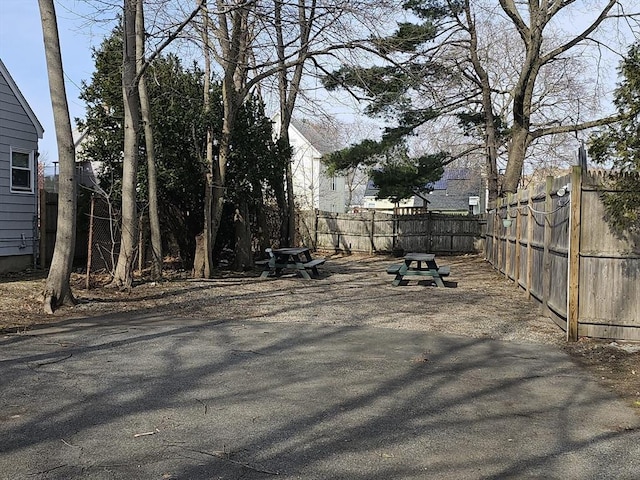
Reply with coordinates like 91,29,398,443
0,1,114,172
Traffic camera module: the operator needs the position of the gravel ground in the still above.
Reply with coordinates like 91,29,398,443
1,253,638,409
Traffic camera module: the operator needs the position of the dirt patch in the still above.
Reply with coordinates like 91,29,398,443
1,254,638,411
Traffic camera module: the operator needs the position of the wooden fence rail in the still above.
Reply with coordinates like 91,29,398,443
299,210,482,255
484,166,640,341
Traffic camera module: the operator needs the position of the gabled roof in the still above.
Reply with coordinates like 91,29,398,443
364,167,482,211
290,119,341,155
0,58,44,139
429,168,472,190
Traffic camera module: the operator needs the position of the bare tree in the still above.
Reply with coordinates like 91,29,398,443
110,0,204,287
497,0,632,193
195,0,215,278
323,1,638,201
136,0,163,280
38,0,77,313
184,0,398,264
109,0,140,289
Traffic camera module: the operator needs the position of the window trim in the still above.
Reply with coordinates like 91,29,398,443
10,147,35,194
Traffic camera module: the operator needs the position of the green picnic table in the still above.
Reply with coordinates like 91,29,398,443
258,247,325,279
386,252,450,287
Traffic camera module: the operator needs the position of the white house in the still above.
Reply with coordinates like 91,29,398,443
272,115,347,213
0,59,44,273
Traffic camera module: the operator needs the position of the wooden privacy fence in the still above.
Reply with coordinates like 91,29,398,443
484,166,640,341
299,210,482,255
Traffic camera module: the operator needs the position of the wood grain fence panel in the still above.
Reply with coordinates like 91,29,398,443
528,245,545,302
517,241,528,289
578,324,640,341
580,186,640,255
547,250,568,319
579,256,640,326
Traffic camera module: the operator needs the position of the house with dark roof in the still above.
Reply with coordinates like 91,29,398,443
363,167,486,215
0,58,44,273
272,115,347,213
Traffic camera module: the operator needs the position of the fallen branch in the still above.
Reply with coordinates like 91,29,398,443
28,464,67,476
134,429,159,438
34,354,73,367
188,448,279,475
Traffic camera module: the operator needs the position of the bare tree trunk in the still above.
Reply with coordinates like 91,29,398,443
206,0,248,260
192,232,205,277
503,128,530,194
110,0,140,289
198,0,215,279
252,177,271,255
274,0,316,247
233,202,252,270
137,0,162,280
465,0,500,206
38,0,77,313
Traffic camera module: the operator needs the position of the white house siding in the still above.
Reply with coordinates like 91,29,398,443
282,118,347,214
289,127,319,211
362,195,422,212
0,60,43,272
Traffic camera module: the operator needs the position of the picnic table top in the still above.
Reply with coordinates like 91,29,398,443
271,247,310,256
404,252,435,262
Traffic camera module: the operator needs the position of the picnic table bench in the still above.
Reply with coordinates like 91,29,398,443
387,252,450,287
258,247,325,279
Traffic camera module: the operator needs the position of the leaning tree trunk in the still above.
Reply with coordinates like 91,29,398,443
38,0,77,314
110,0,140,289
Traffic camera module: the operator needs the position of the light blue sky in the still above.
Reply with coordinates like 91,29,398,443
0,1,114,169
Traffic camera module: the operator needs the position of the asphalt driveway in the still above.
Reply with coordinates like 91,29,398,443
1,312,639,479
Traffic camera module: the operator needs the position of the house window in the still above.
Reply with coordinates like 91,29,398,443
331,175,336,191
10,148,34,193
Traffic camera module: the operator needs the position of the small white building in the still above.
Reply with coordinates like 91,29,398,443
272,115,347,213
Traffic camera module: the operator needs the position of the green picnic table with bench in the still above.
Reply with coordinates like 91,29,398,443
257,247,325,279
387,252,450,287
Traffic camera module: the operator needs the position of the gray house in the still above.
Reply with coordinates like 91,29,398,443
0,59,44,273
363,168,486,214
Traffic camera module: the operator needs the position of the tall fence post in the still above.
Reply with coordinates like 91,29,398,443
567,166,583,342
